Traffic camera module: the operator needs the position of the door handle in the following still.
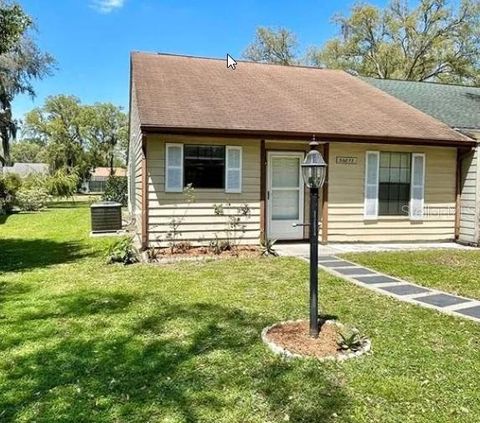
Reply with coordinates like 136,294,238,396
267,191,270,200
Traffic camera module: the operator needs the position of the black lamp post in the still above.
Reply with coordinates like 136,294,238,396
301,137,327,338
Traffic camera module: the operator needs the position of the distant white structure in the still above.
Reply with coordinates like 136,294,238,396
0,162,49,177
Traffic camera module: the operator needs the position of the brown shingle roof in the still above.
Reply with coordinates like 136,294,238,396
131,52,474,145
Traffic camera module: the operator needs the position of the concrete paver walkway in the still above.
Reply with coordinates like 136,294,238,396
275,241,474,257
279,247,480,323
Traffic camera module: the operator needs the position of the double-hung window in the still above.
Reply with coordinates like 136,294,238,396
165,143,242,193
184,145,225,189
364,151,425,220
379,152,411,216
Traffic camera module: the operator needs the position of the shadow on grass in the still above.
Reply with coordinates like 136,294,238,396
0,212,15,225
0,238,94,273
0,301,351,422
19,291,135,321
0,290,137,353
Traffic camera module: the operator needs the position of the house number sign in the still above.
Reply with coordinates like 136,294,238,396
336,156,358,165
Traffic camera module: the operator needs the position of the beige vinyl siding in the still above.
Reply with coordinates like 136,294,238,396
458,148,477,244
128,80,143,236
147,135,261,247
328,143,457,242
459,131,480,245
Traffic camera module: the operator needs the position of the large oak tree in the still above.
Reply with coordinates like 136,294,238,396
0,0,54,166
242,26,299,65
309,0,480,83
243,1,480,84
23,95,127,178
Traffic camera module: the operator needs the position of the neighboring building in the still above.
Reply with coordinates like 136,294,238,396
363,77,480,245
82,167,127,193
128,52,475,249
0,162,49,177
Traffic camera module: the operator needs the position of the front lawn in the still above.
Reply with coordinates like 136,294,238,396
341,250,480,300
1,204,480,422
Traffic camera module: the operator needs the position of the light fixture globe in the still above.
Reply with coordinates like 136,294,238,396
301,147,327,189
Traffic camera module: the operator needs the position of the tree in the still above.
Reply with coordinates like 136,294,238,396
84,103,128,173
23,95,128,178
0,0,54,166
309,0,480,83
0,0,31,55
23,95,90,177
10,139,44,163
243,27,299,65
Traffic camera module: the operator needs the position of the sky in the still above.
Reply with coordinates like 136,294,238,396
13,0,389,119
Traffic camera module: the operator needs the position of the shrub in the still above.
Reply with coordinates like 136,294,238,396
337,327,366,352
22,173,46,190
212,202,251,252
0,173,22,214
45,169,79,198
260,238,278,257
103,176,127,206
160,184,195,253
106,237,139,265
16,187,49,211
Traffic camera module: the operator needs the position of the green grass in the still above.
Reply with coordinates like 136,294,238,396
1,204,480,422
341,250,480,300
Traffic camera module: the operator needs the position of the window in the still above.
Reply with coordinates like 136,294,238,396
184,145,225,189
378,152,411,216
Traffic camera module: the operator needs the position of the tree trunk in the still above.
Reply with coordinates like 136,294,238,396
110,153,115,176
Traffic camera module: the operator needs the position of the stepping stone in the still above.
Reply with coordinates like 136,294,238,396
318,256,338,262
355,275,401,285
455,305,480,319
334,267,376,276
415,293,469,308
380,284,430,296
320,260,356,268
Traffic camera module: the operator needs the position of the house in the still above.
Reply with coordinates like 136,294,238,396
128,52,476,250
0,162,49,177
363,77,480,245
82,167,127,193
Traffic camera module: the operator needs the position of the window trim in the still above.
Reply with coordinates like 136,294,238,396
225,146,243,193
410,153,426,221
364,151,380,220
165,143,184,193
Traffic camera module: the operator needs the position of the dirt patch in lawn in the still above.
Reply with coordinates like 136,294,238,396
266,320,339,358
263,320,371,361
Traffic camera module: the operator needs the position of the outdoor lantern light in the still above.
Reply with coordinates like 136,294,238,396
301,142,327,189
302,136,327,338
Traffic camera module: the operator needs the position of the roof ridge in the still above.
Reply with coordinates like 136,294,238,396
130,50,343,72
362,75,480,90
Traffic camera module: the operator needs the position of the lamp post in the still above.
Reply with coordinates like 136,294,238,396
301,137,327,338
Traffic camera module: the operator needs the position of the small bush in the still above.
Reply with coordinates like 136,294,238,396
0,173,22,214
260,238,278,257
45,169,79,198
337,327,366,352
106,237,139,265
103,176,127,206
16,188,49,211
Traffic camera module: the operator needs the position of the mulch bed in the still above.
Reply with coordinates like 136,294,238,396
265,320,341,359
149,246,261,262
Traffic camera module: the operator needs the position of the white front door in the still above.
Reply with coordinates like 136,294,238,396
267,152,305,240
